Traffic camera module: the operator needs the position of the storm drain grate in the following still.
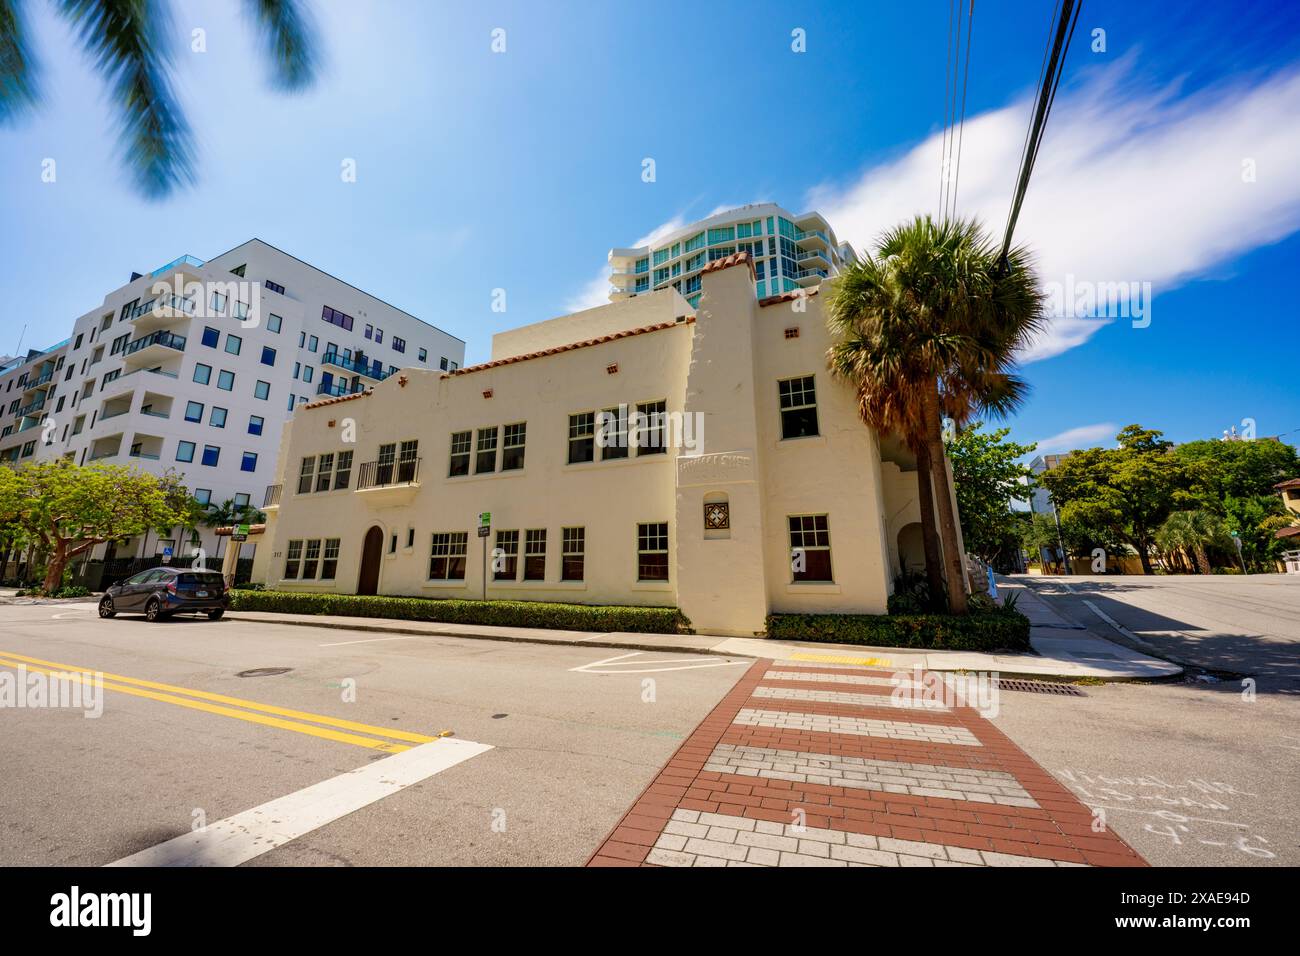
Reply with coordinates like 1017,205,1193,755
236,667,293,678
994,678,1086,697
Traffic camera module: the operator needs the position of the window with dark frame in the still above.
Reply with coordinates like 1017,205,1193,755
523,529,546,581
561,527,585,581
449,430,472,476
778,376,819,439
599,406,628,460
494,529,519,580
568,412,595,463
635,400,667,455
788,514,833,582
284,540,303,579
428,532,468,580
502,422,526,471
637,522,669,581
475,426,498,474
297,457,315,494
315,453,335,492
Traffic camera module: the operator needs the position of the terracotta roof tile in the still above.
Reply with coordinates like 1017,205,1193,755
1273,477,1300,490
448,317,695,376
301,389,371,411
1274,525,1300,539
758,287,820,308
700,250,755,278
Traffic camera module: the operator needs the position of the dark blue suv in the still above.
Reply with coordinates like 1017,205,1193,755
98,568,229,622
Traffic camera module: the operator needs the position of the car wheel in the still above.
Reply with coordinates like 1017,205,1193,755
145,598,164,622
207,608,225,620
98,596,116,618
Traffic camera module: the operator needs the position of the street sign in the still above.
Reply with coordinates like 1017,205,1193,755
162,546,173,557
479,512,491,527
477,526,490,538
231,523,250,542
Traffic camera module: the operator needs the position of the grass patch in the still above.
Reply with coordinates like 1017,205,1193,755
230,589,690,634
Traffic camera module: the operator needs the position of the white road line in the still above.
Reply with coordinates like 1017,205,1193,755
1081,600,1162,652
317,635,426,647
571,651,747,674
106,738,493,867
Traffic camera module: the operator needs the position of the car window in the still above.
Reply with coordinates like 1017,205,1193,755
124,571,154,585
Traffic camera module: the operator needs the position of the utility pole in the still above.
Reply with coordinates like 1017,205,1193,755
1051,498,1069,576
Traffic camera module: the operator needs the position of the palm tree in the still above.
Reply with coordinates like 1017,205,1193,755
1,0,319,198
201,498,266,559
828,216,1045,614
1156,510,1229,575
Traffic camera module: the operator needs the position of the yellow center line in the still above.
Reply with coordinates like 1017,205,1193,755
0,648,438,750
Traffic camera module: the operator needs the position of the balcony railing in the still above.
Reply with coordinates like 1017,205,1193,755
124,329,187,356
128,294,196,321
356,457,420,490
315,379,368,398
15,396,46,417
24,369,54,389
322,351,389,380
263,484,283,508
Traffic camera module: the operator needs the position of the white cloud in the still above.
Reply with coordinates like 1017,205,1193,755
810,57,1300,362
1031,422,1120,455
564,215,689,313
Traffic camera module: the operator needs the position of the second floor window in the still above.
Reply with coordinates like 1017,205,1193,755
568,412,595,464
448,430,471,477
476,427,498,474
778,376,819,439
502,423,526,471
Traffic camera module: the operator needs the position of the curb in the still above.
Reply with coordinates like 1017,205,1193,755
225,612,733,658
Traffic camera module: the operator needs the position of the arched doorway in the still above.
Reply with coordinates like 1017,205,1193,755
357,526,383,595
897,522,926,576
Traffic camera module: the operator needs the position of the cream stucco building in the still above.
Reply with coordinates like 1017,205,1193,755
255,253,939,636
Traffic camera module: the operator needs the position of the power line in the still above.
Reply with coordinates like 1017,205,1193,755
1000,0,1081,262
949,0,975,221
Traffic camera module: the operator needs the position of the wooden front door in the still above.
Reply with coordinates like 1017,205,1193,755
357,526,383,595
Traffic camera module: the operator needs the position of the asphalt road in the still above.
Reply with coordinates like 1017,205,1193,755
0,601,747,866
993,573,1300,866
3,579,1297,869
1019,574,1300,691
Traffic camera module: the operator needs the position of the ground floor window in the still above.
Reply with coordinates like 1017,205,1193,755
561,527,585,581
428,532,468,580
788,514,832,582
523,529,546,580
283,538,340,580
637,522,669,581
494,529,519,580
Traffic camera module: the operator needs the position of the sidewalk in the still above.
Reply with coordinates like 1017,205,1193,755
587,658,1147,867
229,586,1182,680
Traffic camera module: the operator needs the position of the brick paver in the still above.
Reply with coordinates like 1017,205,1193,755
588,659,1146,868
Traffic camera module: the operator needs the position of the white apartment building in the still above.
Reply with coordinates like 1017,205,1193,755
607,203,856,310
0,239,464,563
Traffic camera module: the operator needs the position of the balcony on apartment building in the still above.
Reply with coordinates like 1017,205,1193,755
20,367,56,394
127,434,164,461
88,433,123,461
355,456,421,499
98,390,173,428
321,350,389,381
15,394,46,419
122,329,187,368
315,377,368,399
129,292,198,334
262,484,283,509
793,267,830,287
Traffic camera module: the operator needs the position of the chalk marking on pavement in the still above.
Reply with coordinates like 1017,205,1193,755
105,736,493,867
571,651,747,674
0,649,436,751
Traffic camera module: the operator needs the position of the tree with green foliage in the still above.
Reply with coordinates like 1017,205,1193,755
947,422,1037,563
0,0,319,198
1039,425,1183,574
0,459,185,591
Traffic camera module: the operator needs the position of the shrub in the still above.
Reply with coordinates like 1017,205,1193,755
766,607,1030,651
52,585,90,598
229,589,690,634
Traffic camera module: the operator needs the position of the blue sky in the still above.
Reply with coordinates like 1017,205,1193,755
3,0,1299,455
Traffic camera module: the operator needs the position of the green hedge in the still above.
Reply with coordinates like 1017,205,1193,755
229,589,690,634
765,608,1030,651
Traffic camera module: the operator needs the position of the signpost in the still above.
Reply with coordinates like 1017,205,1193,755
1230,531,1247,575
478,512,491,600
161,546,173,565
231,524,250,543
